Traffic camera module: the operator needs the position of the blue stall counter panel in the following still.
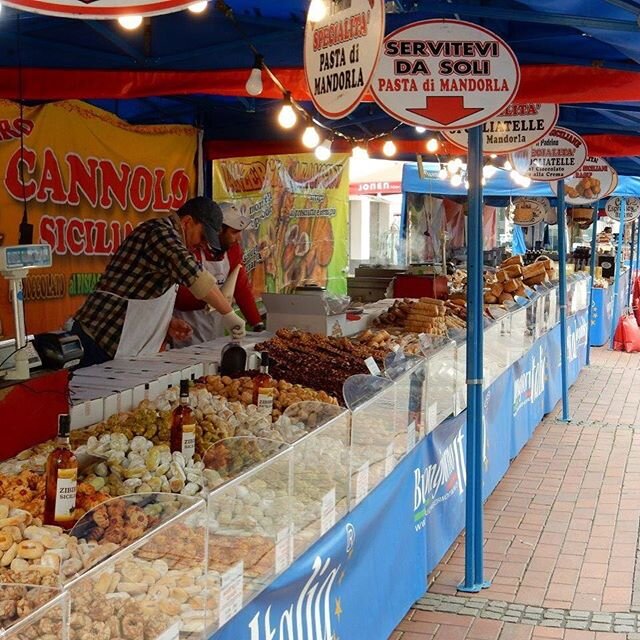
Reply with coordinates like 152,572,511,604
590,269,629,346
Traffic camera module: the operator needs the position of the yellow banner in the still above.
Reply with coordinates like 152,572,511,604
212,153,348,295
0,100,198,337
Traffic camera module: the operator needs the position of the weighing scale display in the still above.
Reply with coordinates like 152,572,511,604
0,245,52,270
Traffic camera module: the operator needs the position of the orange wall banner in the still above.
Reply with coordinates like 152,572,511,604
0,99,198,338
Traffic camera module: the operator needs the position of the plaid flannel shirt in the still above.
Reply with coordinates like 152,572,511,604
75,215,204,357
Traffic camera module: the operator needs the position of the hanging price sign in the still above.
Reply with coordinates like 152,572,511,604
550,157,618,205
510,127,587,182
371,19,520,130
304,0,386,119
605,196,640,222
442,103,558,154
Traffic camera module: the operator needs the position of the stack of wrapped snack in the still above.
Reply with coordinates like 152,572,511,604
404,297,447,336
522,255,554,286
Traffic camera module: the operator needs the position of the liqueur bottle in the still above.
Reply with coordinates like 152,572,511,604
171,379,196,461
253,352,274,416
44,415,78,529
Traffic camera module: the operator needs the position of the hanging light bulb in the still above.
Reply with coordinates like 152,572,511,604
510,169,524,184
453,157,463,169
188,0,208,13
307,0,327,22
382,139,397,157
426,137,439,154
315,138,332,161
438,166,447,180
447,159,458,175
490,153,497,159
277,96,297,129
352,145,369,160
483,164,497,178
520,175,532,188
302,126,320,149
245,54,264,96
451,173,463,187
482,177,487,186
503,159,513,172
415,126,426,134
118,15,143,29
464,179,470,189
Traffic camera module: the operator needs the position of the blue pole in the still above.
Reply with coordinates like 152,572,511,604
557,181,571,422
610,199,627,348
586,202,599,366
399,190,408,266
458,125,489,593
627,221,636,310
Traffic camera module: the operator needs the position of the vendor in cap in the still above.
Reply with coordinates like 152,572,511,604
71,197,246,367
173,202,263,344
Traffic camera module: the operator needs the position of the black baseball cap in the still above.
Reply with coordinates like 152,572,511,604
177,196,223,251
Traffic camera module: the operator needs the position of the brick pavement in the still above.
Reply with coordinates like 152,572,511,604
391,346,640,640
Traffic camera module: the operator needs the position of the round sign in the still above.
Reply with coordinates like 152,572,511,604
441,103,559,154
604,166,619,198
370,19,520,130
1,0,195,17
550,157,617,205
304,0,386,120
605,196,640,222
510,127,587,182
511,197,548,227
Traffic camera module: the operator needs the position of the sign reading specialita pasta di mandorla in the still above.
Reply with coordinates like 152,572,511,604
605,196,640,222
510,127,587,182
304,0,386,119
371,19,520,129
2,0,197,18
441,103,559,154
550,157,617,205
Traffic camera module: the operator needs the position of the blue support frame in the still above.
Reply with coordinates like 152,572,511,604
628,221,636,309
458,125,489,593
610,199,627,348
586,203,599,366
557,181,571,422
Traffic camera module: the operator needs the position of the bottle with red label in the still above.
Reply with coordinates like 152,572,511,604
171,379,196,462
253,352,274,417
44,415,78,529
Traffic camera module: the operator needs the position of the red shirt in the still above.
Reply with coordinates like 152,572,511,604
174,243,262,326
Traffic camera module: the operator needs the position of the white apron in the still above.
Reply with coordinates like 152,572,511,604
113,284,178,359
174,253,230,344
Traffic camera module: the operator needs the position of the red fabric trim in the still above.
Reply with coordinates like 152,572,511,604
1,65,640,103
206,135,640,160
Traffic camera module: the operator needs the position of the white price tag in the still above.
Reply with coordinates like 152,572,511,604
155,622,181,640
219,561,244,626
364,356,381,376
355,461,370,505
320,488,336,535
428,403,438,431
384,443,395,477
275,526,292,574
407,420,417,452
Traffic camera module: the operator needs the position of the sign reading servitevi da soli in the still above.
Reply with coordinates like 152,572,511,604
371,19,520,130
304,0,386,119
2,0,197,18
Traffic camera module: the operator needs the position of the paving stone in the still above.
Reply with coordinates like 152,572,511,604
480,611,502,620
592,613,613,623
502,616,521,623
566,621,590,630
615,625,637,632
457,607,480,617
464,601,486,610
525,606,544,614
520,618,539,626
568,610,591,619
542,611,565,620
589,622,613,631
509,604,525,611
438,603,462,613
539,620,563,628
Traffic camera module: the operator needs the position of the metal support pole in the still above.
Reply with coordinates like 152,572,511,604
586,203,599,366
628,221,636,310
458,125,489,593
557,181,571,422
610,199,626,349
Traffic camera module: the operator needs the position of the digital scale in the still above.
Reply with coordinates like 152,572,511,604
0,244,82,380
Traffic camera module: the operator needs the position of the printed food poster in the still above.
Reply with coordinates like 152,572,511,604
213,153,349,295
0,99,198,337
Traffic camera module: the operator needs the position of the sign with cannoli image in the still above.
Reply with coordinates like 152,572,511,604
510,127,587,182
550,156,618,205
213,153,349,295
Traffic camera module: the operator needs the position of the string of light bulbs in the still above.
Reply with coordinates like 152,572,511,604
114,0,534,187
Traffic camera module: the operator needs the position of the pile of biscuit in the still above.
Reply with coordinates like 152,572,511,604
404,298,447,337
484,255,554,305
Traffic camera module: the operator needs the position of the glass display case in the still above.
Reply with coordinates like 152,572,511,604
206,444,292,631
422,338,457,429
288,406,350,558
484,319,508,386
1,585,67,640
344,374,396,509
66,493,208,640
